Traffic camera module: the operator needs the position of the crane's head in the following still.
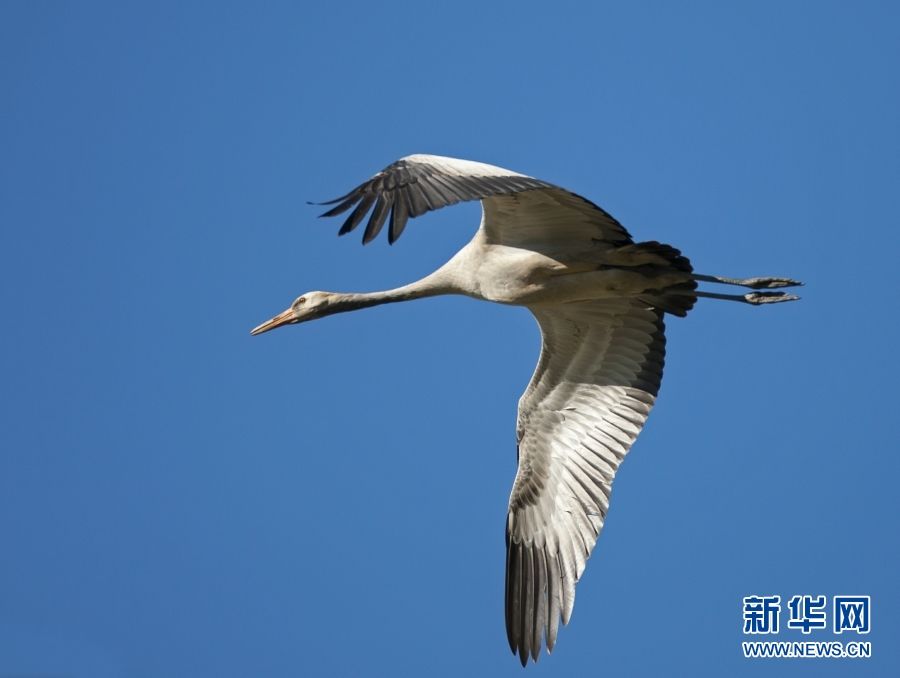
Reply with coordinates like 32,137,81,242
250,291,334,335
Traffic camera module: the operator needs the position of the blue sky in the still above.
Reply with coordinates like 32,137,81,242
2,1,898,676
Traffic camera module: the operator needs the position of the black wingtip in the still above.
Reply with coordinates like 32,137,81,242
311,201,336,215
313,190,357,206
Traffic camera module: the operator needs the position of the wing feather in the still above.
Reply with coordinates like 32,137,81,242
532,547,547,662
362,193,393,244
315,154,632,247
388,191,410,244
546,548,561,650
405,182,431,217
505,299,666,663
521,546,535,666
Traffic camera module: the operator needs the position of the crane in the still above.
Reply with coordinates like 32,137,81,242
251,154,801,665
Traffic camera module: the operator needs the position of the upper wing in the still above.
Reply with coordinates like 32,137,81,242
506,299,666,665
315,154,632,247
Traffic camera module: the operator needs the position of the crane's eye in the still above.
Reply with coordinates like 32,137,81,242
297,297,306,304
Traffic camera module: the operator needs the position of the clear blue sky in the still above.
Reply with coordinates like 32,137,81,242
2,2,898,676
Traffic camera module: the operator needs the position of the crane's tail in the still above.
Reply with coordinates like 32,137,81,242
608,241,698,317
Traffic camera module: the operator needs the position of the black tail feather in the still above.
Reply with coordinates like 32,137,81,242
614,241,697,317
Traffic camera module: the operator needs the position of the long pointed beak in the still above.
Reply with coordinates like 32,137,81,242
250,308,296,336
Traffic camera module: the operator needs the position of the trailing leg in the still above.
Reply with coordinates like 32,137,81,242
693,274,802,289
696,290,800,305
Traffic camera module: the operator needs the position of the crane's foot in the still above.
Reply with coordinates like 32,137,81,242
694,274,803,289
696,290,801,304
736,276,803,289
743,291,800,304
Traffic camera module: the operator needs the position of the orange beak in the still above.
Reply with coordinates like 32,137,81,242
250,308,296,336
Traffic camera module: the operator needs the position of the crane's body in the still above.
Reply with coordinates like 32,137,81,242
251,154,800,666
368,230,689,307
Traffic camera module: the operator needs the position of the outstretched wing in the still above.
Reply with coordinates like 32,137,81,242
315,154,632,247
506,299,666,665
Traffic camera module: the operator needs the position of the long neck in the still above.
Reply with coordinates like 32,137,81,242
324,265,462,317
